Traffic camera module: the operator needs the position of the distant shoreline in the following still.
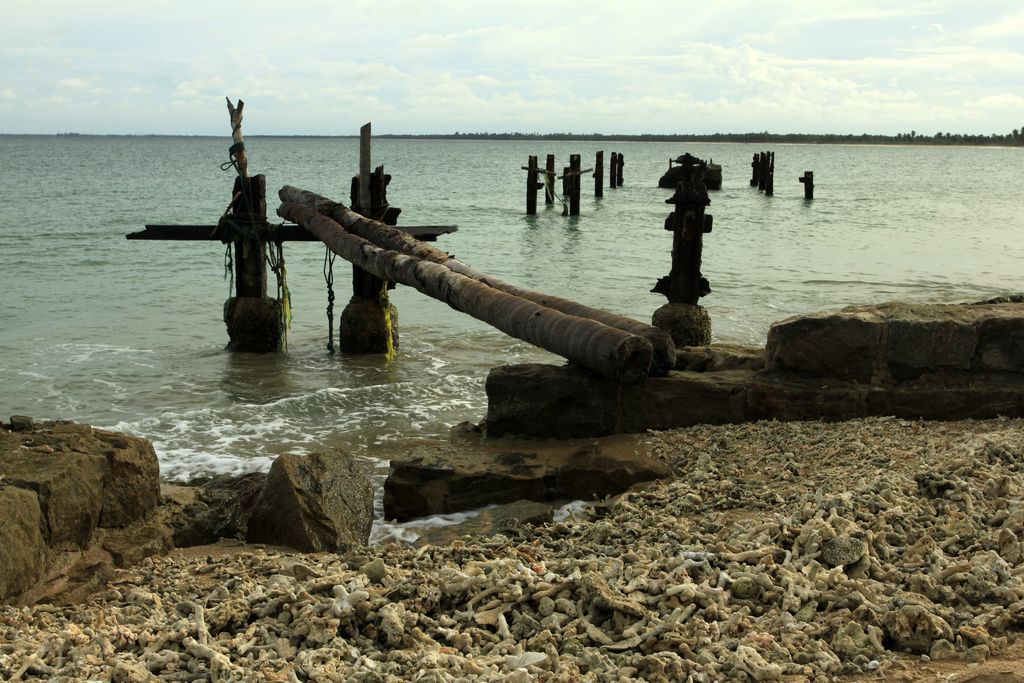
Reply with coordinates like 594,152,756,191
2,132,1022,147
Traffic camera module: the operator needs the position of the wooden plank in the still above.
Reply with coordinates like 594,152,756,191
126,224,457,242
358,123,371,211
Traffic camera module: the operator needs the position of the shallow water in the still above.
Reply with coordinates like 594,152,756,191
1,135,1021,484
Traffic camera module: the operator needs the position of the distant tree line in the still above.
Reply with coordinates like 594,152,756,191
377,129,1024,146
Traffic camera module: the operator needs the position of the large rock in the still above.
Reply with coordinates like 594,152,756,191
0,450,106,548
94,430,161,528
166,473,266,547
766,307,883,383
384,440,669,522
247,451,373,552
486,364,619,438
0,486,48,601
976,312,1024,371
767,301,1024,384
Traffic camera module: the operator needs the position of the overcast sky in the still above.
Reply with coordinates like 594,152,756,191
1,1,1022,136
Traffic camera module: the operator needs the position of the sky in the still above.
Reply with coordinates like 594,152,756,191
1,1,1022,136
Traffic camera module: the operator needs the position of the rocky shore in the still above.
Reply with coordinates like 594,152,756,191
4,416,1024,681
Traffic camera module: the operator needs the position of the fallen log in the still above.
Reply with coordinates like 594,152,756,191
278,185,675,375
277,202,654,384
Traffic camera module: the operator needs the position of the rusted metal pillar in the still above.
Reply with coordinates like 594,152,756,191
651,153,712,347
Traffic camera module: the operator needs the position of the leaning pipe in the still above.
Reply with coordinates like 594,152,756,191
278,201,653,385
278,185,675,375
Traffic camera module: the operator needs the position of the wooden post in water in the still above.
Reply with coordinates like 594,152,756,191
616,152,625,187
750,153,759,186
609,153,618,189
765,152,775,196
545,154,555,205
340,122,400,355
757,152,767,191
799,170,813,199
569,154,581,216
222,98,283,353
594,151,604,197
561,164,571,215
525,155,541,215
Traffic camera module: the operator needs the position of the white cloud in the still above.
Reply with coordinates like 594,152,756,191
1,1,1022,134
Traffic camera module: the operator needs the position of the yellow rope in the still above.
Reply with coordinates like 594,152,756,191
379,281,397,361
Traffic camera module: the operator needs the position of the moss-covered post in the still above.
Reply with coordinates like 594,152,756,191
651,153,712,347
222,98,283,352
339,122,399,356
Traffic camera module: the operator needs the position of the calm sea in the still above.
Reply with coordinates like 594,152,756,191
1,136,1022,485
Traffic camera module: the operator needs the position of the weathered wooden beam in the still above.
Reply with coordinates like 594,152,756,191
278,186,675,375
545,154,555,205
126,224,457,242
278,201,653,384
525,155,541,215
799,170,814,199
569,154,581,216
594,151,603,198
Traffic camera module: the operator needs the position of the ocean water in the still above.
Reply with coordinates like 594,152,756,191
1,136,1022,489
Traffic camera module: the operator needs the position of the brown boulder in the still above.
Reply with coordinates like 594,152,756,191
766,307,883,383
94,430,161,528
247,451,373,552
0,450,106,548
167,473,266,547
0,486,47,601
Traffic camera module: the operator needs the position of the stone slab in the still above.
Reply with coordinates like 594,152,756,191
486,364,619,438
384,438,668,522
619,370,749,431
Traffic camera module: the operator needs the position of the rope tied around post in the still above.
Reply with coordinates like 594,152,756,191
323,247,336,354
264,231,292,351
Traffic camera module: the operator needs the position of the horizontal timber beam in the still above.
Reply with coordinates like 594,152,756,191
126,224,457,242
